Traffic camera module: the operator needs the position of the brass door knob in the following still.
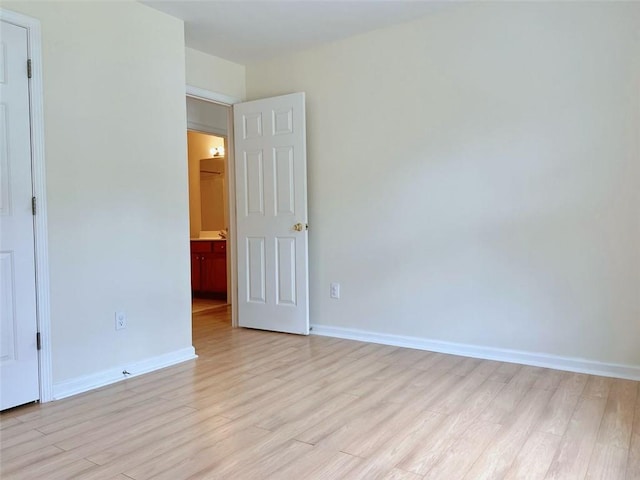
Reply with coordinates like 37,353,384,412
293,223,308,232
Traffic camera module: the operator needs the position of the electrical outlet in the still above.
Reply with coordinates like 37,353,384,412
115,311,127,330
330,282,340,299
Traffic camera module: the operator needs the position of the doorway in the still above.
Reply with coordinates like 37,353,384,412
185,95,235,340
185,89,310,338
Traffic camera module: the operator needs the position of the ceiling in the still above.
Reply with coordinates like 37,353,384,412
141,1,452,65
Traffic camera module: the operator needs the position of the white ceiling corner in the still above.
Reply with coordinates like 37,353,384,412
141,1,454,65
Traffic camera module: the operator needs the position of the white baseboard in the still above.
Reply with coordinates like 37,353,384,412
52,346,197,400
310,324,640,381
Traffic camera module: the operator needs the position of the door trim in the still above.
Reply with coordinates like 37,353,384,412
0,8,52,402
186,84,239,327
186,85,241,106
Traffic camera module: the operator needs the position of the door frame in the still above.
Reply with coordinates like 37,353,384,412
186,85,239,327
0,8,53,403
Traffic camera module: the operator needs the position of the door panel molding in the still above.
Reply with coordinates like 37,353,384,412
0,8,51,403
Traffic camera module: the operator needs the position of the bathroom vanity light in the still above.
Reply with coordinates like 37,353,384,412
209,146,225,157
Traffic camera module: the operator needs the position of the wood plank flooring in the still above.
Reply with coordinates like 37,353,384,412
191,298,228,315
1,307,639,479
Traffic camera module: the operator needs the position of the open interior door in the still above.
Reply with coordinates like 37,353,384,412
233,93,309,334
0,20,40,410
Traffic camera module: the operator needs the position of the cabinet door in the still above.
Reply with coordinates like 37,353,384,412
200,253,217,293
211,254,227,293
191,253,201,291
201,252,227,294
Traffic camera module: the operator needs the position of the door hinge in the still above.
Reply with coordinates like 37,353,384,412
27,59,32,79
36,332,41,351
32,197,36,215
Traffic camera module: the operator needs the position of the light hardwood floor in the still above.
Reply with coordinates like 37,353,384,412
1,307,639,479
191,298,228,315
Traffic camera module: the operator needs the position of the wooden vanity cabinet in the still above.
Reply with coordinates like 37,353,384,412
190,240,227,298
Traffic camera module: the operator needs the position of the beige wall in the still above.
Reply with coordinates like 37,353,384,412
185,47,245,101
187,131,225,237
247,2,640,367
4,1,193,385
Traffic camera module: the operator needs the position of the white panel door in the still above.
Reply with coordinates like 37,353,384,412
0,20,39,410
234,93,309,334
